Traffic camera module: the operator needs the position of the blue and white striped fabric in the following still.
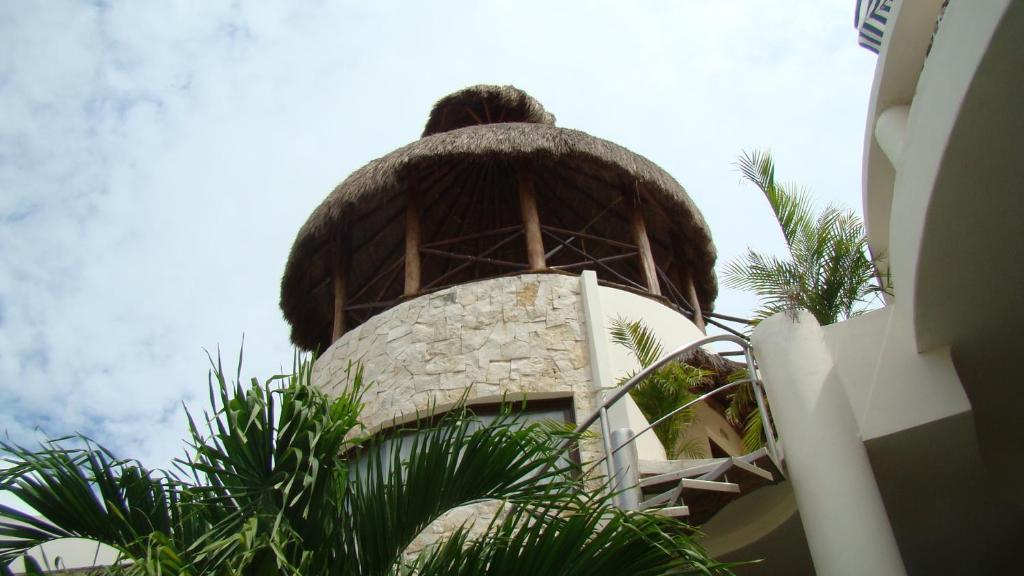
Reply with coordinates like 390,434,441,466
854,0,893,53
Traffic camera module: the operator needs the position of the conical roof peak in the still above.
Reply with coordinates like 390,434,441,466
422,85,555,137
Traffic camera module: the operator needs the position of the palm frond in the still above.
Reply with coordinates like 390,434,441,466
608,318,711,459
741,410,765,454
409,502,734,576
182,354,366,573
609,316,663,369
0,438,182,567
737,150,815,251
727,149,884,326
1,348,738,574
341,408,584,576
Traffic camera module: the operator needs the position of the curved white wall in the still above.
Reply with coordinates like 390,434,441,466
598,285,705,384
597,285,744,458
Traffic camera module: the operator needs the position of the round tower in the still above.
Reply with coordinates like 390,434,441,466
280,85,737,457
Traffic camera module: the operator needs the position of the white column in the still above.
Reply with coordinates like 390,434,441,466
752,310,906,576
579,271,630,429
875,105,910,168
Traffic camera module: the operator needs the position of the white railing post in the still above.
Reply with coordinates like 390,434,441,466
610,428,642,510
745,347,782,471
598,406,617,497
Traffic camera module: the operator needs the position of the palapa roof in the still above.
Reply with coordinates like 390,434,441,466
422,85,556,136
281,85,718,351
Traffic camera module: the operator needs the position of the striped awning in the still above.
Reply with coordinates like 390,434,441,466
855,0,893,53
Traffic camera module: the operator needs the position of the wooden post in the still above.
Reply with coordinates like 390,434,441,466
518,169,546,271
671,238,705,333
404,190,421,296
331,234,350,343
687,278,706,333
627,191,661,296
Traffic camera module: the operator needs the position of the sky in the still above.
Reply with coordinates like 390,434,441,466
0,1,878,479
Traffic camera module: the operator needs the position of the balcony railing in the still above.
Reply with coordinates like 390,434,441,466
576,334,784,519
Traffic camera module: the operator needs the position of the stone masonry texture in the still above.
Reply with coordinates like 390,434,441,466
312,274,598,431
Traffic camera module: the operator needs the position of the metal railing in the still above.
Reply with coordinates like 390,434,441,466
572,334,782,509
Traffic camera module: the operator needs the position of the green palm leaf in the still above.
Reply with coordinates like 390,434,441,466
1,350,734,574
727,149,887,325
339,407,586,576
410,502,734,575
608,317,708,458
609,316,663,368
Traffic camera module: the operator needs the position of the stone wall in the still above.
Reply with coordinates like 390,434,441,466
314,274,601,558
312,273,597,431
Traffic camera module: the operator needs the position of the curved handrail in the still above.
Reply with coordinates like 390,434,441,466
610,379,751,457
573,333,783,505
573,333,749,435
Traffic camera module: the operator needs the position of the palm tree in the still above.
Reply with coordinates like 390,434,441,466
0,353,733,575
724,150,886,325
609,317,713,459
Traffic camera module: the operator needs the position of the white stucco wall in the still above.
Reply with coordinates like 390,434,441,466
8,536,119,574
585,278,741,459
821,306,969,441
598,285,706,385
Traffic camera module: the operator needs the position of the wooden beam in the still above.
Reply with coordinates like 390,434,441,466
374,255,406,305
420,247,528,269
543,202,620,260
687,277,706,333
444,164,490,280
553,167,673,254
669,235,705,332
347,256,403,304
626,191,661,296
541,228,647,291
423,229,524,290
517,169,546,270
423,225,522,249
657,264,694,314
351,163,460,254
540,224,637,250
404,189,421,297
550,252,637,270
331,233,350,343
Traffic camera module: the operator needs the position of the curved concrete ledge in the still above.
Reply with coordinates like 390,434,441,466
902,0,1024,506
862,0,946,287
897,0,1017,350
701,481,799,558
862,0,1015,352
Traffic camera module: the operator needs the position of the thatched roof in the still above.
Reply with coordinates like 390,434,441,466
423,85,556,136
281,85,718,351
